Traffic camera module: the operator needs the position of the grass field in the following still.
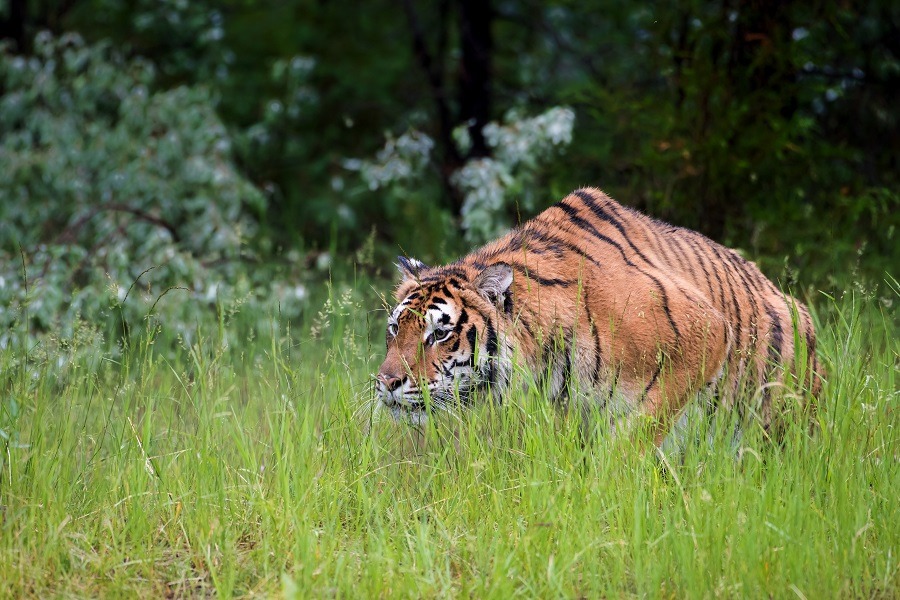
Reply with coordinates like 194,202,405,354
0,283,897,598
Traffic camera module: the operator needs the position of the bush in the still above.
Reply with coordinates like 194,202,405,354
346,106,575,247
0,33,307,351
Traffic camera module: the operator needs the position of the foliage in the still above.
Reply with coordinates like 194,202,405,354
748,187,899,292
350,106,575,245
453,106,575,242
103,0,229,84
236,53,318,188
0,282,896,597
534,1,900,287
0,33,308,349
10,0,886,289
345,129,435,193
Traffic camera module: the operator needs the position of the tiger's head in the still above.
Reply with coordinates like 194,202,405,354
376,256,514,421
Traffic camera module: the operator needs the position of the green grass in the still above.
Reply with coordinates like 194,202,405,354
0,285,897,598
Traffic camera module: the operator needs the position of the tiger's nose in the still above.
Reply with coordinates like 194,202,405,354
378,373,404,392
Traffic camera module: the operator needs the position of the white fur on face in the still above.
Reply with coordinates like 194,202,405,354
421,299,460,342
388,295,415,326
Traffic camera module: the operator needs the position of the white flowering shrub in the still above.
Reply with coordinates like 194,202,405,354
346,107,574,244
0,33,306,352
452,159,514,243
455,107,575,242
344,130,435,191
483,106,575,165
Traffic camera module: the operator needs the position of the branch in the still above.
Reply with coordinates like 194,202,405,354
56,202,181,246
799,66,867,83
105,203,181,243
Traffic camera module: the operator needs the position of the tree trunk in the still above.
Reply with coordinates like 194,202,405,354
0,0,28,52
458,0,492,159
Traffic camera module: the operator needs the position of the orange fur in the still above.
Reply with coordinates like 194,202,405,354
376,187,823,440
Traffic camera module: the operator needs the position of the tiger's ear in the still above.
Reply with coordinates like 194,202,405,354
397,256,428,280
473,262,513,308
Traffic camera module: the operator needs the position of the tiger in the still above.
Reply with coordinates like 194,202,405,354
375,186,823,443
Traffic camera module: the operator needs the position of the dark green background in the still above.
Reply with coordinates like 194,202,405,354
3,0,898,288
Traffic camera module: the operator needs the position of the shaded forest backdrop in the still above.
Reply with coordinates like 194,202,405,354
1,0,898,341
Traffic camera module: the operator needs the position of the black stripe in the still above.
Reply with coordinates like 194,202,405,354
553,202,632,265
485,318,497,357
503,229,527,251
600,366,620,412
570,189,656,266
642,360,663,399
601,196,675,268
584,290,603,386
708,244,743,348
804,319,818,391
461,296,492,325
726,251,775,402
507,262,574,287
465,325,477,358
767,305,784,362
552,327,573,401
516,228,566,257
646,227,678,268
736,255,772,306
549,204,682,342
769,308,791,388
798,304,814,356
721,249,763,354
421,267,469,283
430,282,450,297
666,235,698,282
685,234,726,311
485,361,495,386
562,351,572,400
680,235,720,302
660,230,692,275
562,201,694,347
471,255,575,288
710,246,744,329
682,234,732,370
539,343,554,393
453,308,469,332
524,226,598,265
517,313,533,338
750,281,786,397
501,228,555,256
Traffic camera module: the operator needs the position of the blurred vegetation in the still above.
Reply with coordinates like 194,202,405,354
0,0,898,340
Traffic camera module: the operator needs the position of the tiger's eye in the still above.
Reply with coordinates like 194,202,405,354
431,328,451,344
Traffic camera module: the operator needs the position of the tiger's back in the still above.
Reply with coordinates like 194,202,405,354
377,187,823,440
